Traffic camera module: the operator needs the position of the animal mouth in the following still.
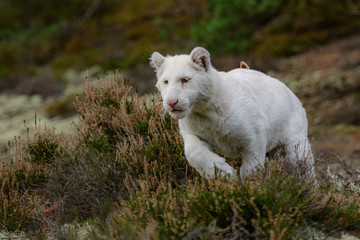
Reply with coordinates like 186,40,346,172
171,109,184,113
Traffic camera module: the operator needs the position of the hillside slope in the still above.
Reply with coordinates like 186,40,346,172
273,33,360,174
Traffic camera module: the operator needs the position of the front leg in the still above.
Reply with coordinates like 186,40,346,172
182,133,235,178
240,141,266,180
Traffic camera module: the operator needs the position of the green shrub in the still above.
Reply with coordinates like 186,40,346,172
192,0,360,56
27,137,60,165
255,0,360,56
191,0,283,54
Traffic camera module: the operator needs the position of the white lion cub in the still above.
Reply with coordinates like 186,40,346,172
150,47,314,179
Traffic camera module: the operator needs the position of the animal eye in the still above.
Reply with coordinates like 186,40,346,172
163,80,169,84
181,78,190,83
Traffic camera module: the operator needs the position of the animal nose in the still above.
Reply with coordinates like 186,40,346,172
167,100,178,108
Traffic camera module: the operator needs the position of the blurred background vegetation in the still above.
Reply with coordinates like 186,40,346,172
0,0,360,157
0,0,359,94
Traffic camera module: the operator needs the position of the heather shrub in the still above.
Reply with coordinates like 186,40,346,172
2,70,360,239
26,126,62,165
73,71,196,187
0,118,69,231
0,189,35,231
39,147,126,222
0,188,61,231
35,71,197,222
0,137,46,196
94,163,360,240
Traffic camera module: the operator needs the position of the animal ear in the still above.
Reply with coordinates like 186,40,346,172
150,52,165,71
190,47,211,72
240,61,250,69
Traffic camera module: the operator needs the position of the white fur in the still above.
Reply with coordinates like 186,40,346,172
150,47,315,179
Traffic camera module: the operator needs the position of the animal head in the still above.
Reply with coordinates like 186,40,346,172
150,47,214,119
